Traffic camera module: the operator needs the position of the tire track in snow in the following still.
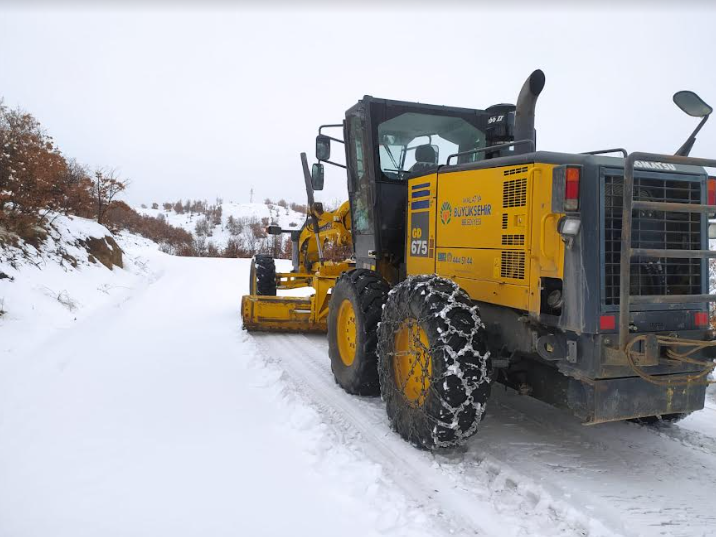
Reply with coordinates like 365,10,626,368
483,387,716,536
253,333,620,537
634,417,716,458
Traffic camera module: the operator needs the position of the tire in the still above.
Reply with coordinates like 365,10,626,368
631,413,690,425
377,275,492,450
250,255,276,296
328,269,389,395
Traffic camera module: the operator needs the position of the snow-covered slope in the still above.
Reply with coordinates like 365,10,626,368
137,201,307,251
0,215,161,360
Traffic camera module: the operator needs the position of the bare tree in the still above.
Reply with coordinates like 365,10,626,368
94,167,129,225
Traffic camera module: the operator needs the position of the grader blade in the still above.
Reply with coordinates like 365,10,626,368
241,294,327,333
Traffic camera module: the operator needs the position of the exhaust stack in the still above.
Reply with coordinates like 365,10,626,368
513,69,545,154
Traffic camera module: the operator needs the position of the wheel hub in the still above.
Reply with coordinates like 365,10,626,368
337,299,357,366
393,319,432,407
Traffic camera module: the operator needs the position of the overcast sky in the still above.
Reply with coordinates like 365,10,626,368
1,3,715,207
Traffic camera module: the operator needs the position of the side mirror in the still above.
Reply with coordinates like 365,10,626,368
266,225,283,235
674,91,713,156
674,91,713,118
311,163,325,191
316,135,331,161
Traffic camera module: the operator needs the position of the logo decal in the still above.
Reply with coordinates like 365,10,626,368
440,201,452,224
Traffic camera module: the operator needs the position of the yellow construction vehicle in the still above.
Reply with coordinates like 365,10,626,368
242,155,353,332
243,70,716,449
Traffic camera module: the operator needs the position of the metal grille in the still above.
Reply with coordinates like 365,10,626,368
501,234,525,246
503,166,528,176
603,174,702,306
501,251,525,280
501,214,508,229
503,178,527,208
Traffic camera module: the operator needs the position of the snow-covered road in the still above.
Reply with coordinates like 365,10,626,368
258,332,716,537
1,251,715,537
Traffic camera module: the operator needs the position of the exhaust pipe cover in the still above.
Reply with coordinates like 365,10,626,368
513,69,545,154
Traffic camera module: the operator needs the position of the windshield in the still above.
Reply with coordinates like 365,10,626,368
377,112,485,180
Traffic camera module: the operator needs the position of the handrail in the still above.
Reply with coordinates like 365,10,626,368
446,139,535,165
581,148,628,158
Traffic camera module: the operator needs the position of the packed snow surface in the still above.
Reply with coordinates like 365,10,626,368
2,223,716,536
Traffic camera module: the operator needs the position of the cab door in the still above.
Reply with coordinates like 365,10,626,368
345,103,377,271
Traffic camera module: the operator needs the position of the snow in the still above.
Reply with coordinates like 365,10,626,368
2,217,716,536
0,221,434,537
137,201,307,251
0,216,158,361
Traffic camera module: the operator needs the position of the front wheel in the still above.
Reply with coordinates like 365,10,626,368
249,254,276,296
327,269,389,395
378,275,492,449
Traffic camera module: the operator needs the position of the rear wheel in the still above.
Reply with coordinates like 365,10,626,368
328,269,389,395
250,254,276,296
378,275,492,449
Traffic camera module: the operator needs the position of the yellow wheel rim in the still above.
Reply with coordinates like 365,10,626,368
337,299,357,366
393,319,432,407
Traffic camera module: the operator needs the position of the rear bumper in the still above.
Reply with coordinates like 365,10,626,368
570,375,706,424
555,330,716,379
560,330,712,421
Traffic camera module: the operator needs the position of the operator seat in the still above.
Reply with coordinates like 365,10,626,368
409,144,438,176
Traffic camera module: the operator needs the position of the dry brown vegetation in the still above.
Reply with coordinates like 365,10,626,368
0,99,310,260
0,100,194,253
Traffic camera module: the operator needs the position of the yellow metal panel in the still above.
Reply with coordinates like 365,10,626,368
241,295,327,333
436,165,531,250
405,174,437,276
526,164,565,315
455,278,530,311
425,163,565,315
435,247,530,310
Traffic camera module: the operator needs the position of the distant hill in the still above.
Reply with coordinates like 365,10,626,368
136,201,308,256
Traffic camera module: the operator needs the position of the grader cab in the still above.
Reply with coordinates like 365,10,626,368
242,70,716,449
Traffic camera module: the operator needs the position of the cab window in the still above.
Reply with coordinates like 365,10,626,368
377,112,485,180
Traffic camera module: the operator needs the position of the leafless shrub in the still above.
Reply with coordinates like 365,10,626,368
57,290,78,311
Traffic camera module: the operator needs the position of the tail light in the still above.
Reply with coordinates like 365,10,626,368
695,311,709,327
564,166,581,211
599,315,616,331
708,177,716,205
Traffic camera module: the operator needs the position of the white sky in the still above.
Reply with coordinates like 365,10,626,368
1,4,715,207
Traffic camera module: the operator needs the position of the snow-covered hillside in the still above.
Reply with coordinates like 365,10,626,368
0,215,159,360
137,201,307,252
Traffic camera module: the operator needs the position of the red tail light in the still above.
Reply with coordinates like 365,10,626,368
708,177,716,205
695,311,709,327
599,315,616,330
564,166,580,211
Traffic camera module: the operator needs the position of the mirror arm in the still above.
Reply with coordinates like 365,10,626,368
300,152,324,262
320,159,347,169
676,114,710,157
318,124,343,135
321,135,345,145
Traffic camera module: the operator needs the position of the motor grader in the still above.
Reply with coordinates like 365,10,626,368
242,70,716,449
